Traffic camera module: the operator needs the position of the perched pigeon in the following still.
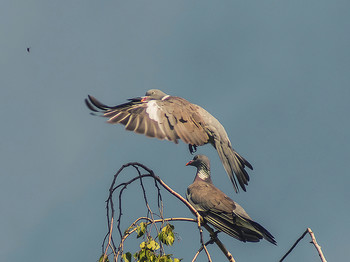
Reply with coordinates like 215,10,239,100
186,155,276,245
85,89,253,193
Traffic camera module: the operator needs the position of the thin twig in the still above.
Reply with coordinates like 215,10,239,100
102,217,115,262
280,228,327,262
279,229,308,262
307,228,327,262
192,238,216,262
104,163,146,253
196,224,212,262
134,165,164,252
202,224,235,262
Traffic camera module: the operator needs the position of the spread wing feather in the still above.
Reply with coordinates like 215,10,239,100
85,95,209,145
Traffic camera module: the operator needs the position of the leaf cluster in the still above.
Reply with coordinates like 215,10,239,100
123,223,181,262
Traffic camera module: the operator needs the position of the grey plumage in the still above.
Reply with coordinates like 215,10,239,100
186,155,276,245
85,89,253,193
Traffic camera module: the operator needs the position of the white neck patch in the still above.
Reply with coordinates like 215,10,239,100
161,95,170,100
197,168,209,180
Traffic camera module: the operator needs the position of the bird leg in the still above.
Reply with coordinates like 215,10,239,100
189,144,197,154
209,231,219,244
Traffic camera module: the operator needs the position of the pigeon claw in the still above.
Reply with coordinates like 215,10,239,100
189,144,197,154
209,231,219,244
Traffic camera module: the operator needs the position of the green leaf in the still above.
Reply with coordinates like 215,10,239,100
122,252,132,262
137,222,147,238
158,256,173,262
147,240,160,251
159,224,175,246
139,249,147,261
98,254,109,262
139,241,146,249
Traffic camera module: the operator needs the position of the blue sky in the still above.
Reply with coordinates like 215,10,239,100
1,0,349,261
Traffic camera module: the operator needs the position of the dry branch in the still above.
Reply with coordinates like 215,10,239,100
102,162,236,262
280,227,327,262
307,228,327,262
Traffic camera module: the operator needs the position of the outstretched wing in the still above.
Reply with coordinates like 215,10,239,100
85,95,209,145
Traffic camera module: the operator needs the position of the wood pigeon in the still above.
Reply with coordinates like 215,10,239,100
85,89,253,193
186,155,276,245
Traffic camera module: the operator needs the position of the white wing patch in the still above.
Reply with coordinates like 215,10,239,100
146,100,161,123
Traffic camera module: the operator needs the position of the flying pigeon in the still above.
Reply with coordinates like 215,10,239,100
186,155,276,245
85,89,253,193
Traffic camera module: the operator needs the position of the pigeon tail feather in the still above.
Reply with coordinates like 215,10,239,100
215,140,252,193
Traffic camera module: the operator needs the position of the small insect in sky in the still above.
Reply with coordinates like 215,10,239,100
26,47,30,53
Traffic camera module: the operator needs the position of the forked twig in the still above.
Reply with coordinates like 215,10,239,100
102,217,116,262
280,227,327,262
202,224,235,262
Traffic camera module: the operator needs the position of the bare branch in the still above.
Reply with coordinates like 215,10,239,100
102,217,116,262
103,162,236,262
280,228,327,262
307,228,327,262
196,224,212,262
202,224,236,262
279,229,308,262
192,238,215,262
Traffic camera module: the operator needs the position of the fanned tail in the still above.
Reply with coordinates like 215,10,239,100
215,140,253,193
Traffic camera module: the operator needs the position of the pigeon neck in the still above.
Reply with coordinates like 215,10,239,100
195,164,211,182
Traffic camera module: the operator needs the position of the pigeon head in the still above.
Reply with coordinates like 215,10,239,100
186,155,210,167
186,155,212,181
142,89,168,102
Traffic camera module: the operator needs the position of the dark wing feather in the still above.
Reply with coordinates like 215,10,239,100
187,181,276,244
249,220,277,245
204,213,262,242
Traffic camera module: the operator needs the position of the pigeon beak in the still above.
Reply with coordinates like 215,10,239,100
186,160,194,166
141,96,149,102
